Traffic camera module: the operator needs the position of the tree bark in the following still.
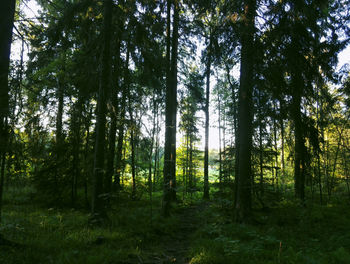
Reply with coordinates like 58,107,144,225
0,0,16,224
71,95,82,207
105,38,121,194
114,45,129,191
91,0,113,221
292,73,305,202
217,91,222,189
234,0,256,222
170,0,179,201
129,101,137,200
163,0,178,215
203,35,212,200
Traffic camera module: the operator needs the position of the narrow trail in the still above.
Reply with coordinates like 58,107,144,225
152,202,207,264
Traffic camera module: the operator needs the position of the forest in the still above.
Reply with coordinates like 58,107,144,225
1,0,350,263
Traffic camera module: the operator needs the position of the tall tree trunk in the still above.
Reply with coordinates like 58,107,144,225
91,0,113,221
153,107,160,191
54,77,64,201
83,106,92,208
341,146,350,201
0,141,7,224
170,0,179,201
203,35,212,200
258,92,264,195
105,39,121,194
316,87,323,204
129,107,137,200
234,0,256,222
189,136,193,198
280,114,285,190
273,101,279,190
217,91,222,190
71,96,82,207
106,111,117,194
114,46,129,191
0,0,16,226
148,101,156,219
163,0,178,215
329,129,343,198
292,75,305,202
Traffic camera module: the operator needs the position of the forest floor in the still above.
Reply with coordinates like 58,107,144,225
153,201,208,264
2,185,350,263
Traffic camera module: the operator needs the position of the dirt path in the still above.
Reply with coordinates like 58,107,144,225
138,202,207,264
152,202,207,264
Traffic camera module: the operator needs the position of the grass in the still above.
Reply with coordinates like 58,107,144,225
189,190,350,264
0,186,178,264
1,184,350,263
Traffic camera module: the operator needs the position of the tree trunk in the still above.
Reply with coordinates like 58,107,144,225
273,102,279,190
114,46,129,191
203,35,212,200
258,92,264,195
280,114,285,190
153,107,160,192
234,0,256,222
170,0,179,201
0,0,16,225
148,100,156,213
83,106,92,208
163,0,178,215
105,37,121,194
292,76,305,202
91,0,113,221
129,110,137,200
71,96,82,207
217,91,222,189
316,88,323,204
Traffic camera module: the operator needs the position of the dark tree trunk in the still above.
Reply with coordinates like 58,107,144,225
71,96,83,207
91,0,113,220
106,112,117,194
83,106,92,208
54,77,65,202
189,136,193,197
292,77,305,202
0,0,16,225
203,36,212,200
129,102,137,201
170,0,179,201
217,92,222,189
234,0,256,222
56,80,64,147
258,92,264,195
0,147,6,224
273,102,279,189
185,133,189,194
280,115,285,189
316,88,323,204
226,65,239,203
114,47,129,191
105,34,122,194
148,100,156,211
153,108,160,191
163,0,178,215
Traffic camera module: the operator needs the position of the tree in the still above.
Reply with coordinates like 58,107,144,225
0,0,16,245
0,0,16,226
163,0,179,215
234,0,257,222
91,0,113,222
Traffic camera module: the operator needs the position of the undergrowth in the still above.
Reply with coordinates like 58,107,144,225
1,185,350,263
189,192,350,264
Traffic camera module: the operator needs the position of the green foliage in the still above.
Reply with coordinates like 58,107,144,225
187,193,350,264
0,187,178,264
